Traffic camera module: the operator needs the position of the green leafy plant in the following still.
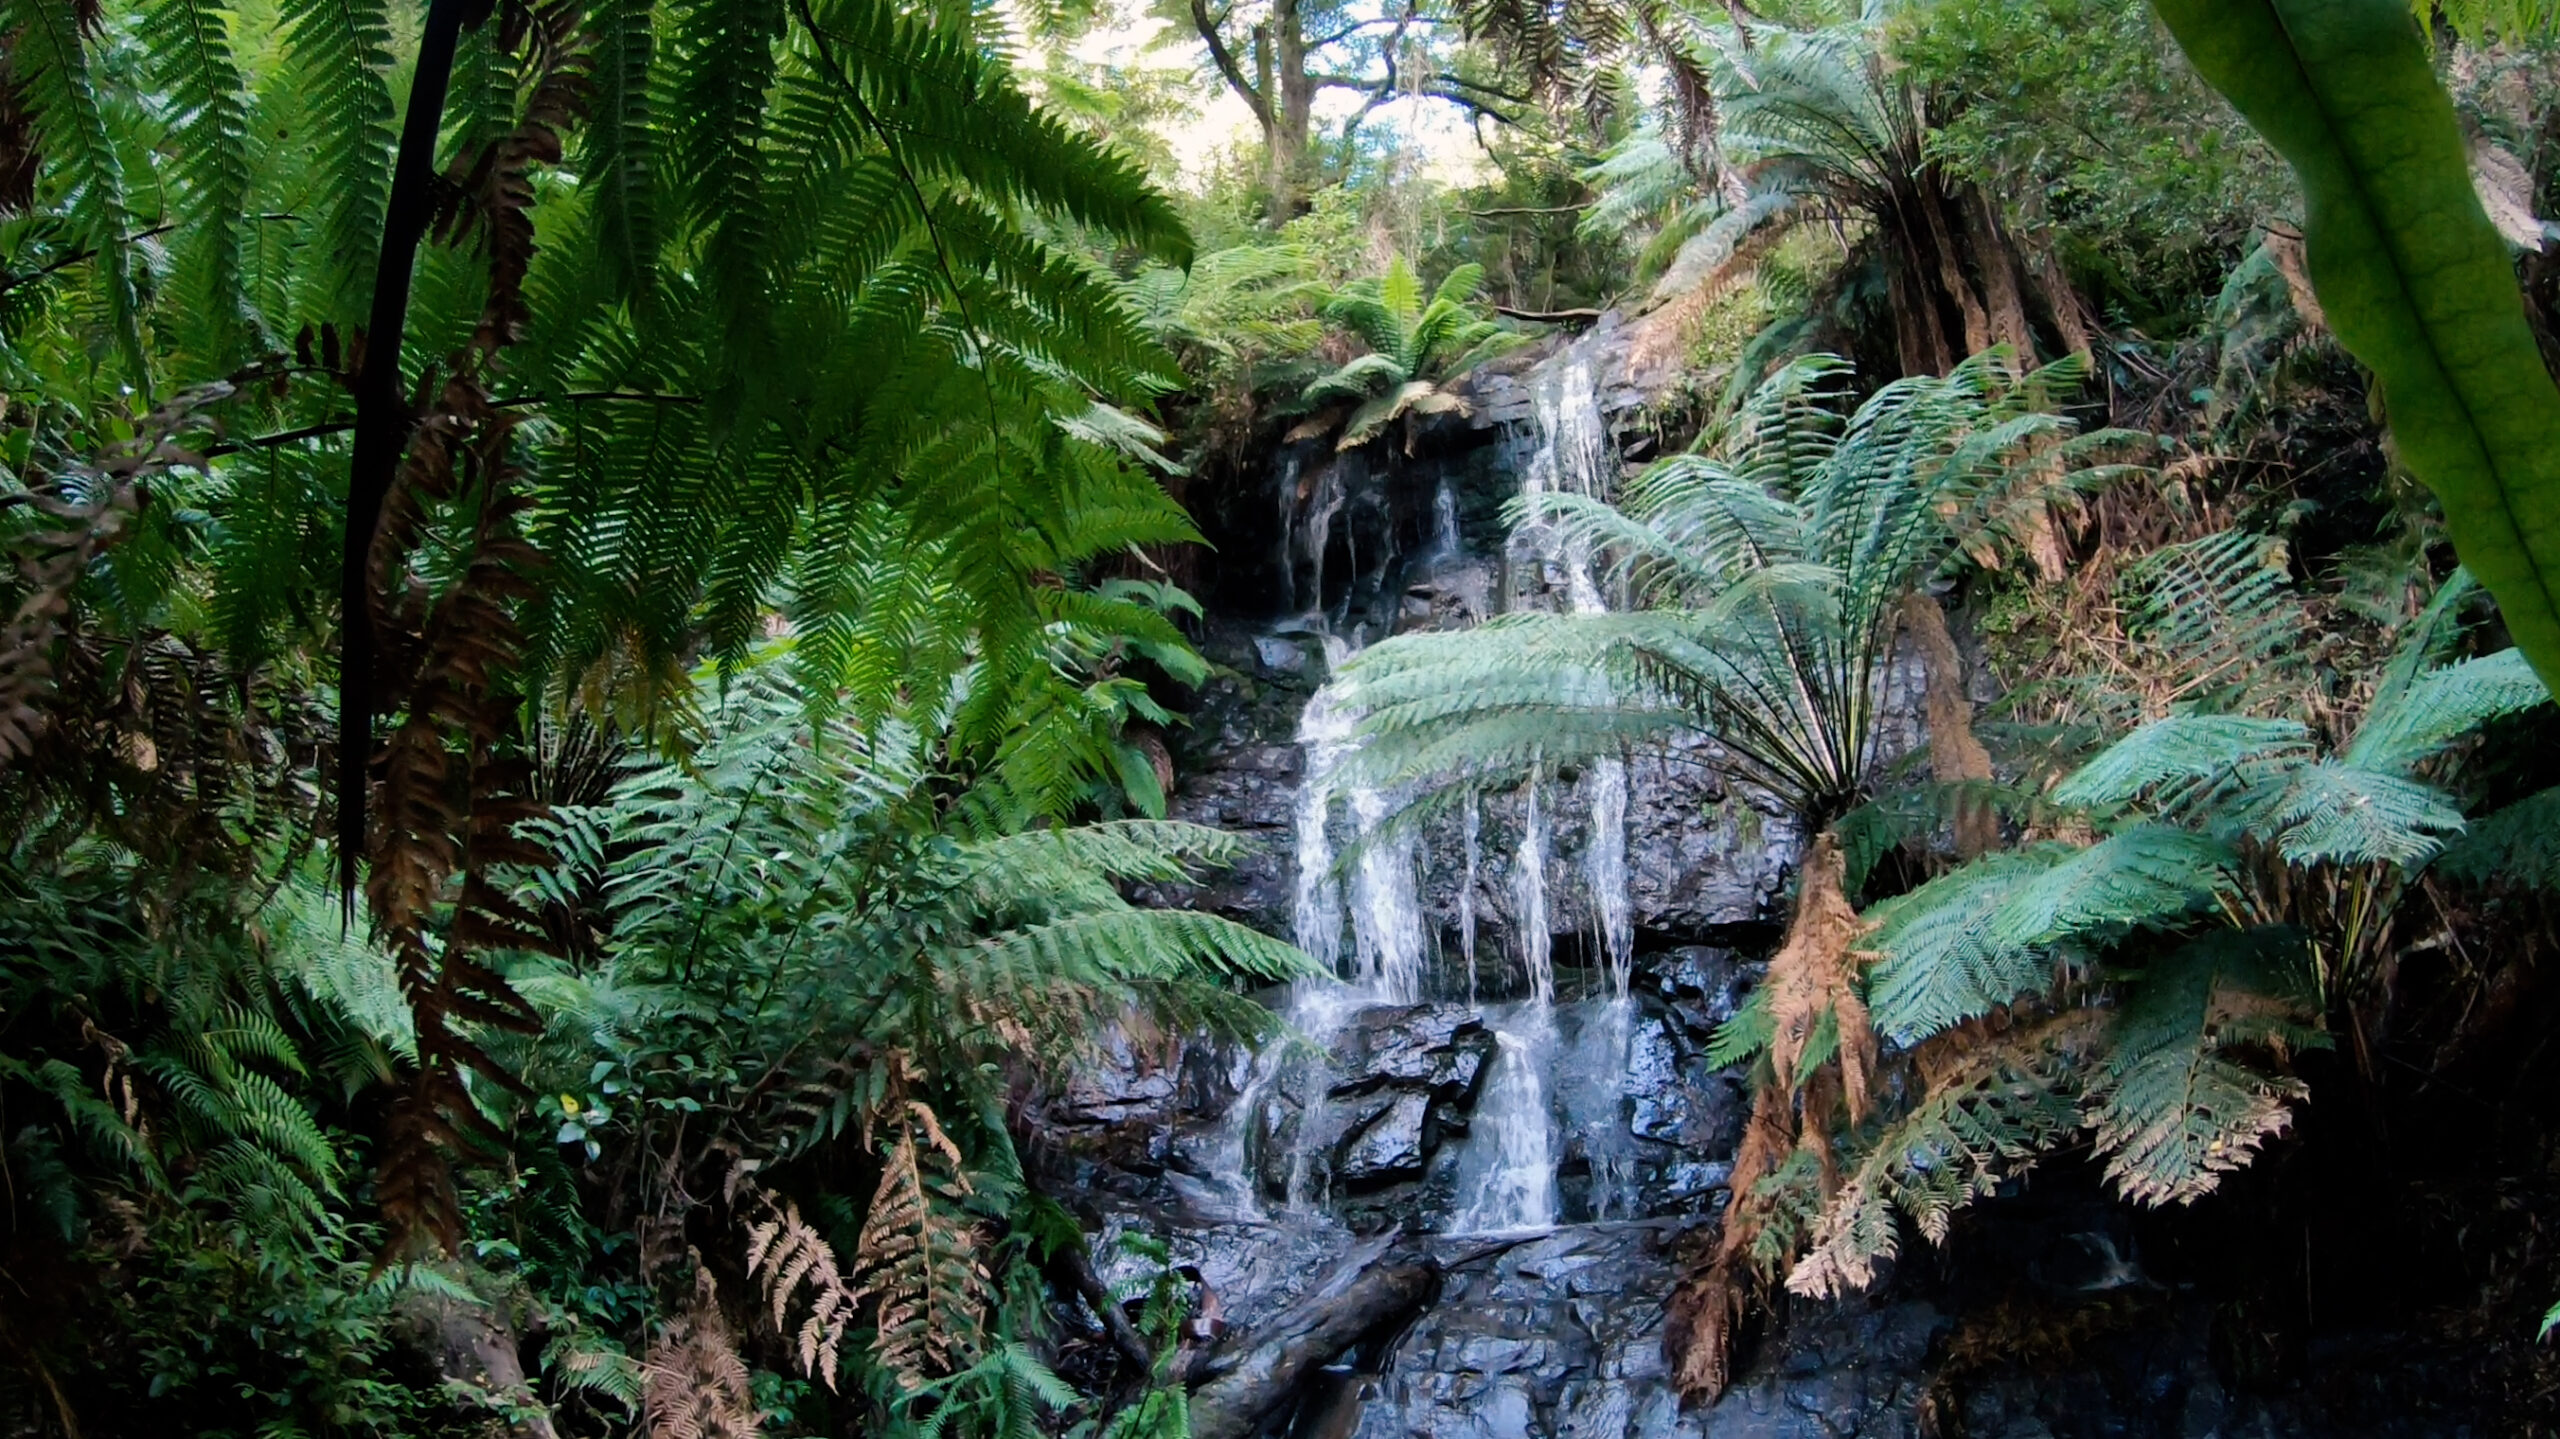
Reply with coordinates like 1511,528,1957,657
1334,349,2130,830
1708,571,2551,1379
2152,0,2560,693
1295,256,1523,451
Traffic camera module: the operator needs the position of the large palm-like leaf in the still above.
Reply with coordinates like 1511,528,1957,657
1337,350,2125,827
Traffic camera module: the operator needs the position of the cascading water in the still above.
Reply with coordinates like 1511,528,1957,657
1274,449,1302,613
1513,772,1554,1006
1292,677,1354,981
1449,1022,1558,1234
1459,789,1481,1005
1244,331,1646,1239
1347,784,1428,1005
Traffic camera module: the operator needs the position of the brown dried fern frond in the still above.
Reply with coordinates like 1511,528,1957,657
850,1100,988,1392
361,12,595,1257
1900,590,1997,859
745,1194,859,1390
1764,832,1879,1122
643,1266,761,1439
1667,833,1881,1401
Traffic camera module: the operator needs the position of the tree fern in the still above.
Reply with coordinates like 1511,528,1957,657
273,0,393,321
2085,930,2327,1207
1786,1015,2091,1300
1338,351,2127,829
141,0,253,367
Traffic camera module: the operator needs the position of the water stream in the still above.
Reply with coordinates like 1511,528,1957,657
1449,1020,1559,1234
1231,347,1641,1238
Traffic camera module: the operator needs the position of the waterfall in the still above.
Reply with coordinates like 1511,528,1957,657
1254,333,1646,1242
1585,759,1634,1000
1275,449,1302,613
1513,772,1553,1006
1347,784,1427,1004
1292,683,1353,978
1460,789,1481,1005
1200,1046,1279,1223
1450,1023,1558,1234
1431,478,1461,561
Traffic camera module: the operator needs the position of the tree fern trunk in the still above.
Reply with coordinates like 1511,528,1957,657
337,0,481,892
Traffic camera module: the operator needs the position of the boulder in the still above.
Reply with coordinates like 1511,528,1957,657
1336,1091,1434,1187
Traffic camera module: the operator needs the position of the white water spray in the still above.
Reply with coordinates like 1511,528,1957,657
1451,1023,1558,1234
1460,788,1481,1005
1514,772,1553,1006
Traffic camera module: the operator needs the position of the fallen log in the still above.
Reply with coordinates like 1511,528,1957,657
1184,1237,1441,1439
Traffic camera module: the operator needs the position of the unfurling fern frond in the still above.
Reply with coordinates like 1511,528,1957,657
2085,930,2326,1207
852,1101,987,1393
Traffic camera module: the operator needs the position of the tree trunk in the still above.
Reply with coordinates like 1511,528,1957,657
338,0,480,892
1900,589,1997,859
1961,190,2039,359
1267,0,1314,215
1915,183,1994,357
1184,1238,1440,1439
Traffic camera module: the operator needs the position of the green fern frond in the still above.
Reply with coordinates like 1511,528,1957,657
4,0,144,377
142,0,255,366
2247,760,2466,869
2086,930,2326,1207
2053,715,2313,815
1864,828,2236,1045
274,0,395,320
1787,1017,2087,1299
2346,648,2549,775
2433,785,2560,889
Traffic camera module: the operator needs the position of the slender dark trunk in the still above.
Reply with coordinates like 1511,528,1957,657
337,0,482,897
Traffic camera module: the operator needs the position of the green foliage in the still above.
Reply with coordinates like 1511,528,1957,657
1296,255,1523,450
2153,0,2560,694
1864,828,2238,1045
1888,0,2279,329
1337,349,2133,828
2084,929,2325,1206
2435,785,2560,889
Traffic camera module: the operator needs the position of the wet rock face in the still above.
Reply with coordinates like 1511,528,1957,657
1356,1222,1705,1439
1145,622,1810,961
1246,1002,1498,1228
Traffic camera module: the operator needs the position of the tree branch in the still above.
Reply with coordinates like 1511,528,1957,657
0,222,180,299
1306,13,1451,48
1493,303,1604,323
1189,0,1271,130
204,393,702,459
